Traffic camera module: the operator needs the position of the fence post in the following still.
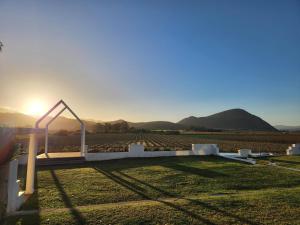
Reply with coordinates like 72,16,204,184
45,127,48,154
81,125,86,157
25,130,38,194
6,160,18,213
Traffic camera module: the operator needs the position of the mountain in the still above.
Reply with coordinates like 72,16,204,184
0,110,96,131
0,107,278,132
129,121,185,130
0,112,36,128
0,107,18,113
178,109,277,131
275,125,300,132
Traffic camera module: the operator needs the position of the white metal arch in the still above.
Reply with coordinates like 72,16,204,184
35,99,86,156
26,100,86,194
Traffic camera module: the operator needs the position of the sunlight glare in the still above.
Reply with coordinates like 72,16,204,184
24,100,47,117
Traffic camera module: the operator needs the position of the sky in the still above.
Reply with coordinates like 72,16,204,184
0,0,299,125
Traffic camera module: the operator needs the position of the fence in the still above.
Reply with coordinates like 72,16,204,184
85,143,219,161
0,158,26,216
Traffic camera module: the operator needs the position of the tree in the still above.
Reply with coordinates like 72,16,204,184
119,121,129,132
104,123,112,133
0,41,3,51
94,123,104,133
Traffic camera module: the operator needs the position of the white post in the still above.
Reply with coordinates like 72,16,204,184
192,144,219,155
45,126,48,154
6,160,18,213
84,145,88,156
25,130,38,194
128,143,144,157
81,125,86,156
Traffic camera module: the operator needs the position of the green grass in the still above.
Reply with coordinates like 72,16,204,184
7,156,300,225
257,155,300,169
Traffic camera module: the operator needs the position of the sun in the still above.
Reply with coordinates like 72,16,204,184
24,100,47,117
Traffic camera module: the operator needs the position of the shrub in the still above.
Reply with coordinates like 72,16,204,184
54,129,70,136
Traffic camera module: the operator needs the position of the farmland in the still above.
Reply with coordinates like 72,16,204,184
15,131,300,155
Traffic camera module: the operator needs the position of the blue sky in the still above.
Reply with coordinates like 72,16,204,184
0,0,299,125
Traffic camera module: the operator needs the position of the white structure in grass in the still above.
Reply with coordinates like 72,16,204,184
238,149,252,158
218,152,256,164
5,159,25,213
192,144,219,155
4,154,32,213
25,100,86,194
85,143,219,161
287,144,300,155
85,144,256,164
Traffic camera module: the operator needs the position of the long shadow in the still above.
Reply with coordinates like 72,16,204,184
165,163,227,178
28,169,41,224
94,167,216,225
117,171,176,198
37,156,229,173
117,171,260,225
271,158,300,165
49,169,86,225
183,198,260,225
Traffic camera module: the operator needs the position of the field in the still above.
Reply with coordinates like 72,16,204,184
7,156,300,225
14,132,300,155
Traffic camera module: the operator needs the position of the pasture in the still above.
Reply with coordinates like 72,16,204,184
7,156,300,225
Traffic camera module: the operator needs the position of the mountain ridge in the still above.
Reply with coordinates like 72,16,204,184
0,107,278,131
178,109,277,131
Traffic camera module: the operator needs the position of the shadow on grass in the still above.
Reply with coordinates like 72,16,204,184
271,158,300,165
94,167,215,225
165,163,227,178
94,167,260,225
37,156,227,172
116,171,259,225
49,169,86,225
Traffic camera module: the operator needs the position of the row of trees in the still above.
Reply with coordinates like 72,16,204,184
94,121,131,133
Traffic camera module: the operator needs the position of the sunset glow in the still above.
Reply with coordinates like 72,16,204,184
0,1,299,125
24,100,47,117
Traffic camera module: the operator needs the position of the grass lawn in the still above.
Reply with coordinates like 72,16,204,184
257,155,300,170
6,156,300,225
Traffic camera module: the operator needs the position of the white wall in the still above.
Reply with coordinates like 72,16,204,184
85,144,219,162
238,149,252,158
6,160,25,213
287,144,300,155
192,144,219,155
18,154,28,165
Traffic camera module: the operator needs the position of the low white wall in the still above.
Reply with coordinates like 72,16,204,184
219,153,256,165
6,160,25,213
85,152,129,161
18,154,28,165
238,149,252,158
192,144,219,155
287,144,300,155
85,144,219,162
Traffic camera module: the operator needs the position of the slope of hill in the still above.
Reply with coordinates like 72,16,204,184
0,111,96,131
0,108,278,131
0,112,35,128
178,109,277,131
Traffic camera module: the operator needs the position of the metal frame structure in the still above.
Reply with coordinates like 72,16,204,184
25,100,85,194
35,99,86,156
